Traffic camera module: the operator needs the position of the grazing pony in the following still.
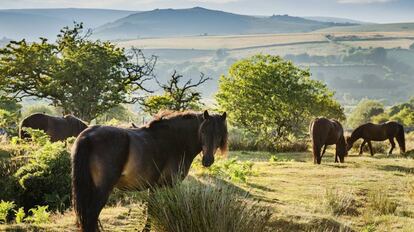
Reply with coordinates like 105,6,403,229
19,113,88,142
71,110,228,232
346,121,405,156
310,117,347,164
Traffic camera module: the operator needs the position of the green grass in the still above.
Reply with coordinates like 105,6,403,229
1,149,414,231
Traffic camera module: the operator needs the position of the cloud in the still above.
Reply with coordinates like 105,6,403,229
337,0,396,4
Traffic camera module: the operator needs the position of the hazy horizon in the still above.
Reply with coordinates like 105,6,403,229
0,0,414,24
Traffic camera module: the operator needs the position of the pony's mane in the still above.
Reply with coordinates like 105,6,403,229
147,110,201,128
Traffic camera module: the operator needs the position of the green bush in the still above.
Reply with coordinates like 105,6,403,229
193,157,254,183
14,207,25,224
228,128,308,152
0,200,15,223
25,205,50,224
146,179,272,232
14,141,71,212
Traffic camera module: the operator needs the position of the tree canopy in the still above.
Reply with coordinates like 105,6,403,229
347,99,384,128
140,71,210,115
216,54,344,142
0,23,156,122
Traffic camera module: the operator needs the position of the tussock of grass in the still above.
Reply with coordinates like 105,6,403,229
323,188,358,216
145,179,272,232
366,190,398,215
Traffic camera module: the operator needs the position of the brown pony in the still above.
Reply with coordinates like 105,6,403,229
20,113,88,142
71,110,228,232
310,117,347,164
346,121,405,156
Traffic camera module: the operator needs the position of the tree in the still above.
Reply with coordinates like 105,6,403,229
0,23,156,122
140,71,210,115
216,54,344,142
347,99,384,129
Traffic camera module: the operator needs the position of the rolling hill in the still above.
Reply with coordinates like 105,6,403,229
317,22,414,33
0,8,135,41
93,7,354,40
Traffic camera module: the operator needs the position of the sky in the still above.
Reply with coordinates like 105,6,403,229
0,0,414,23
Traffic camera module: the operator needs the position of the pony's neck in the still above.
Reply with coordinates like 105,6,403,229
150,114,203,163
350,126,363,144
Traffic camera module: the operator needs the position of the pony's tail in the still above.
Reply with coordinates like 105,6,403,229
72,135,98,232
310,121,321,164
397,124,406,153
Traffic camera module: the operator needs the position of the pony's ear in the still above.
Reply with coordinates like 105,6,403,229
131,123,138,128
203,110,210,120
222,112,227,120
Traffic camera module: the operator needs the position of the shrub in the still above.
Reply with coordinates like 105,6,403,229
366,190,397,215
194,158,254,183
145,179,272,232
0,200,16,224
14,207,25,224
14,141,71,212
228,127,308,152
323,188,358,216
25,205,50,224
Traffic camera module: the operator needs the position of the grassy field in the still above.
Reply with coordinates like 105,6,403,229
2,147,413,232
117,31,414,54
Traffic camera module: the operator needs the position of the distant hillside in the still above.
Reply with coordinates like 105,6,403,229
94,7,352,40
317,22,414,33
0,8,135,41
305,16,369,25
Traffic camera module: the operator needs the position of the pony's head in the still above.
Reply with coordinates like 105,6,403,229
199,110,228,167
338,136,348,163
346,136,354,151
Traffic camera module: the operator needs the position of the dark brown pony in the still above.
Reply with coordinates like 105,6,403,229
20,113,88,142
310,117,347,164
71,110,228,232
346,121,405,156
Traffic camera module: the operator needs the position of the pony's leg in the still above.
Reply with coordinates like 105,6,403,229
321,145,328,158
367,141,374,156
359,140,366,155
388,138,395,156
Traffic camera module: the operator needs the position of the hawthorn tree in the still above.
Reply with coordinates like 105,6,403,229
216,54,344,142
0,23,156,122
140,71,210,115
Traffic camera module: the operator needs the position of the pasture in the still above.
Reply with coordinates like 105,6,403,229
2,147,413,231
117,31,414,55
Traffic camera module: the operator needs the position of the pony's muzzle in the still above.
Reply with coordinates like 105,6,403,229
202,155,214,167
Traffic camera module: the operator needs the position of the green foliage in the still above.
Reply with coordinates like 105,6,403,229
194,158,254,183
25,206,50,224
0,23,155,122
141,71,209,115
347,99,384,128
0,200,15,224
14,141,71,212
14,207,25,224
145,179,272,232
216,54,344,143
0,96,21,136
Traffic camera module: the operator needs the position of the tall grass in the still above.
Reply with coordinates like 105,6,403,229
366,190,397,215
145,178,272,232
323,188,358,216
